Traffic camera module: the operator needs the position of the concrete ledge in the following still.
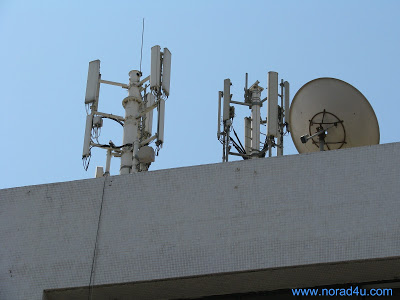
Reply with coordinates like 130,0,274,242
1,142,400,300
44,257,400,300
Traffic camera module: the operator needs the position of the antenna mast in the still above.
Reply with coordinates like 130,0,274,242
82,45,172,177
217,72,290,162
140,18,144,73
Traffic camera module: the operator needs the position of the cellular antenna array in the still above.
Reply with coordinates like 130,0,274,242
82,46,171,177
217,71,380,161
218,72,290,161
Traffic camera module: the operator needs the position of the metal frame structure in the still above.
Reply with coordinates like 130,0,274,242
82,46,171,176
217,72,290,162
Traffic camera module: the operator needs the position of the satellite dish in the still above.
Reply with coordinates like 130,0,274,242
289,78,379,154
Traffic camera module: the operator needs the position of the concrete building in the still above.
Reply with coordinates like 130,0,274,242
1,142,400,299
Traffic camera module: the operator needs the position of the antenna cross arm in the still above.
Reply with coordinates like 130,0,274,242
140,134,157,147
95,111,125,122
136,100,158,118
100,79,129,89
230,100,251,107
138,75,150,86
228,152,251,158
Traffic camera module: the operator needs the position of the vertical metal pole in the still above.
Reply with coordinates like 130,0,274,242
280,79,284,112
319,134,325,151
105,149,112,176
277,127,282,156
244,117,252,154
222,132,226,163
251,103,260,153
225,120,231,162
268,137,272,157
226,131,230,162
120,70,142,175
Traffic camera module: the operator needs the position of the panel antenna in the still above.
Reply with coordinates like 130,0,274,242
82,45,172,177
217,74,380,162
217,72,290,162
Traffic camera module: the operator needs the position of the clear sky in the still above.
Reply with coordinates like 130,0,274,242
1,0,399,189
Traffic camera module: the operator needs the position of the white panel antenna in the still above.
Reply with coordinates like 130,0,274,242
267,71,278,137
145,93,155,135
82,114,93,158
162,48,171,97
284,81,290,124
223,79,231,121
85,60,100,107
157,98,165,145
217,71,290,162
82,44,171,176
150,45,161,92
217,91,222,139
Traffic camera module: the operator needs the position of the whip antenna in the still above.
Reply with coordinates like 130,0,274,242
140,18,145,73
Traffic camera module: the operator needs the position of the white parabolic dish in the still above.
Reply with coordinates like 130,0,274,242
289,78,379,154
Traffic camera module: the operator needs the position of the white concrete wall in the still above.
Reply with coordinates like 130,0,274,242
1,143,400,300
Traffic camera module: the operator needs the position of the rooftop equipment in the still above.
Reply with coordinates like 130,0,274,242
217,75,379,160
217,72,290,161
82,46,171,176
290,78,379,153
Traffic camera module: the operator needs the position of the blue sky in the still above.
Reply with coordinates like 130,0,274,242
1,0,399,189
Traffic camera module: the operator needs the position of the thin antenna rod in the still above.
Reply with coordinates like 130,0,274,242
140,18,145,72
